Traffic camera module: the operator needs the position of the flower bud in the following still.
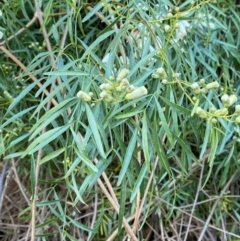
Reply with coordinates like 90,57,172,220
162,79,168,84
125,86,148,100
210,118,217,124
156,67,167,79
205,81,219,90
195,107,207,118
191,83,199,90
4,91,13,100
100,90,108,99
214,107,228,116
199,78,205,84
77,91,91,102
191,83,201,94
235,116,240,123
104,95,114,102
109,76,115,81
164,25,171,32
127,85,136,93
228,94,237,107
235,105,240,114
116,86,122,91
200,88,208,94
117,68,129,81
121,78,129,86
100,83,107,90
104,83,113,90
221,94,230,107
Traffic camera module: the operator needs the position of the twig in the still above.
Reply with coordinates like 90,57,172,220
183,150,208,241
97,177,138,241
132,112,142,235
87,185,98,241
197,170,238,241
11,158,30,204
0,161,8,213
107,215,135,241
0,16,37,46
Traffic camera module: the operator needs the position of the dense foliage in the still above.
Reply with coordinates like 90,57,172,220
0,0,240,240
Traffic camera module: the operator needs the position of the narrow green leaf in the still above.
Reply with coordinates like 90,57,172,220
1,106,36,128
118,177,126,234
3,152,24,160
160,96,191,115
115,109,144,119
6,79,41,114
64,157,81,178
82,2,103,22
142,112,150,170
191,98,199,117
80,30,115,61
39,148,65,165
74,146,98,173
85,103,106,159
22,124,70,157
44,71,89,76
152,119,171,175
30,97,76,136
117,128,138,186
171,132,200,164
8,133,30,148
31,157,36,196
154,97,173,145
67,216,96,233
130,162,147,202
71,172,86,204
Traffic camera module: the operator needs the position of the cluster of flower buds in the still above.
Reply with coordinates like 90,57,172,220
77,91,93,102
195,93,239,124
221,94,237,108
76,68,148,103
28,41,46,51
152,67,168,84
191,80,219,101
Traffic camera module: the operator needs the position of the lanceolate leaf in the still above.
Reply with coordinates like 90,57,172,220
117,128,138,186
85,103,106,159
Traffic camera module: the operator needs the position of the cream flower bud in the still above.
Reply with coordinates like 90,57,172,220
235,105,240,114
125,86,148,100
205,81,219,90
77,91,91,102
191,83,200,90
162,79,168,84
164,25,171,32
104,95,114,102
200,88,208,94
195,107,207,118
221,94,229,103
210,118,218,124
214,107,228,116
228,94,237,107
235,116,240,123
156,67,167,79
109,76,115,81
104,83,113,90
191,83,201,94
100,83,107,90
199,78,205,84
117,68,129,81
100,90,108,98
121,78,129,86
126,85,136,93
116,86,122,91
